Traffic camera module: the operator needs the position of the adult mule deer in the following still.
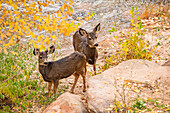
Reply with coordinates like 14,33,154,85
33,45,86,96
73,23,100,75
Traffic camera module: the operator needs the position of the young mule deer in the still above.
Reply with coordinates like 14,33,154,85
73,23,100,75
33,45,86,96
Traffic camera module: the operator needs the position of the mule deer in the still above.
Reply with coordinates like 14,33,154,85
73,23,100,75
33,45,86,96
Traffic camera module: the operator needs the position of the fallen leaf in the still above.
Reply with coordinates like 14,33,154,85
3,48,8,55
134,89,140,93
11,51,18,55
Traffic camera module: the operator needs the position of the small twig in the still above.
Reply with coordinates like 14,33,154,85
114,76,127,113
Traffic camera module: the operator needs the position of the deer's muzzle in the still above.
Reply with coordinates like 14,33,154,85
94,43,98,47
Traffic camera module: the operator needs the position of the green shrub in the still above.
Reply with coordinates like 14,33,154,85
130,97,167,112
0,43,35,112
0,43,67,112
103,6,158,70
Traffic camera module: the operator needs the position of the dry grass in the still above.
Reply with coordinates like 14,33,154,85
140,1,169,19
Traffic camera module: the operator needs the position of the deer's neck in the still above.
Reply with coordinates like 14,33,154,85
39,63,46,76
38,62,51,82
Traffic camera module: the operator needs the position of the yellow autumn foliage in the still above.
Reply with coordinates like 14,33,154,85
0,0,87,54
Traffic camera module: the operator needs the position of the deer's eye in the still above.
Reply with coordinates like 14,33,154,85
89,38,92,40
39,56,43,59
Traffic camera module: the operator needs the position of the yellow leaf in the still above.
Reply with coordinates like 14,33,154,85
45,16,51,25
17,36,20,40
33,44,38,49
44,26,47,32
45,36,49,44
51,1,54,5
67,11,71,16
85,17,88,21
166,109,170,111
23,1,26,6
75,25,78,30
56,18,60,21
147,97,152,101
1,34,6,39
37,35,41,42
4,48,8,55
30,40,34,44
66,31,69,37
36,7,39,12
70,0,74,4
72,26,75,32
39,18,42,22
51,35,57,39
115,36,118,40
14,22,18,31
9,36,14,44
63,2,67,8
57,11,62,17
130,19,133,24
11,51,18,55
134,89,140,93
62,16,66,21
80,20,84,23
60,6,64,13
40,44,45,51
129,10,133,15
33,15,39,20
30,32,35,38
77,17,82,20
5,43,10,48
18,29,23,36
42,22,45,28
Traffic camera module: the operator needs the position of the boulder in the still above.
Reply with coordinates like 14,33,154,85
43,92,89,113
162,60,170,66
87,59,170,113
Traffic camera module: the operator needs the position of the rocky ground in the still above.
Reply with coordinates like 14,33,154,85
43,60,170,113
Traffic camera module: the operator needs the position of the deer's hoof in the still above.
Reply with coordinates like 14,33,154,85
83,89,86,92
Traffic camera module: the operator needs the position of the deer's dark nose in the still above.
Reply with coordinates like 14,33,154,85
87,59,94,65
94,43,98,47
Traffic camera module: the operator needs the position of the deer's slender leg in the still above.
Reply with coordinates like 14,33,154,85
80,62,86,92
81,72,86,92
85,62,87,74
48,82,52,97
93,62,96,75
53,80,59,94
83,63,87,92
71,73,80,93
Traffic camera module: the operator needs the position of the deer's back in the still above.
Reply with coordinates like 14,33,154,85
43,51,85,80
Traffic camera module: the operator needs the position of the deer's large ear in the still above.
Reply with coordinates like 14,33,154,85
93,23,100,34
33,48,40,56
79,28,88,37
46,45,55,54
